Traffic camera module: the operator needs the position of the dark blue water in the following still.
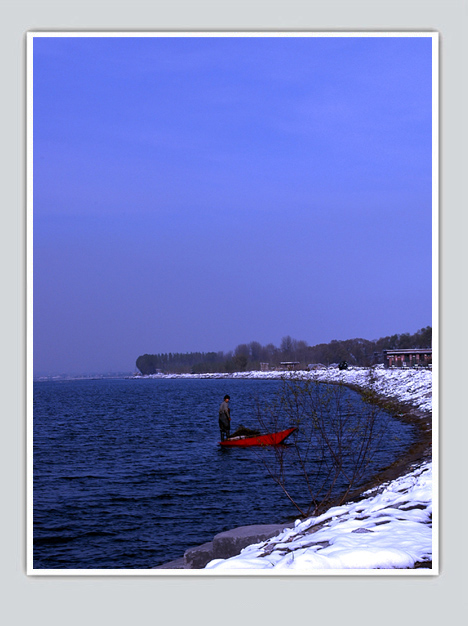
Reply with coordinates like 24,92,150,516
33,377,415,569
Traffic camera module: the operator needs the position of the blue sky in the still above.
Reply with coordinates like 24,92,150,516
33,35,433,375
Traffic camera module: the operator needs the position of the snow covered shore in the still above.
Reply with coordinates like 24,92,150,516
205,460,433,572
139,366,435,572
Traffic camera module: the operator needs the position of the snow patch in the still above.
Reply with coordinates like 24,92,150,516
205,462,433,571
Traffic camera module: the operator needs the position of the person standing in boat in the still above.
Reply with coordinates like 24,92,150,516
218,395,231,441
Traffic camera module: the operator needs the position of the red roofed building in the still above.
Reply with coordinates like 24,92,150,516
383,349,432,368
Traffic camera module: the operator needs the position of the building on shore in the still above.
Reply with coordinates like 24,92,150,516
383,348,432,368
279,361,300,370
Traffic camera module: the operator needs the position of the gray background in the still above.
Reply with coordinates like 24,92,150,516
2,1,466,624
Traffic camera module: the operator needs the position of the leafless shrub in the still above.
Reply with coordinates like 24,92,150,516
253,372,387,517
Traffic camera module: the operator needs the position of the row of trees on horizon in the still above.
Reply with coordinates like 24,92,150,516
135,326,432,375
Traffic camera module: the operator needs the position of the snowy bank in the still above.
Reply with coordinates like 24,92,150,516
205,461,433,571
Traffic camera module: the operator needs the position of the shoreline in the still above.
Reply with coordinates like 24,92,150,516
332,383,432,504
155,368,433,570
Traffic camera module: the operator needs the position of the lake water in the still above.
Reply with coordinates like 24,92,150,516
33,377,416,569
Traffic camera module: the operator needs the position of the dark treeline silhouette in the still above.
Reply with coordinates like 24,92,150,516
135,326,432,375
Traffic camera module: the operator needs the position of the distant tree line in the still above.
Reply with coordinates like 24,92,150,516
135,326,432,375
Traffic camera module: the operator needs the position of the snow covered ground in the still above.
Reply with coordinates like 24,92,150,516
140,366,435,572
205,460,433,572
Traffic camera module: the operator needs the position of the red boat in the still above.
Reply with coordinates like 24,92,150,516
219,427,297,447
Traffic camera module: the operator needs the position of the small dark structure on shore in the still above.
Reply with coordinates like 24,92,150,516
279,361,300,370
